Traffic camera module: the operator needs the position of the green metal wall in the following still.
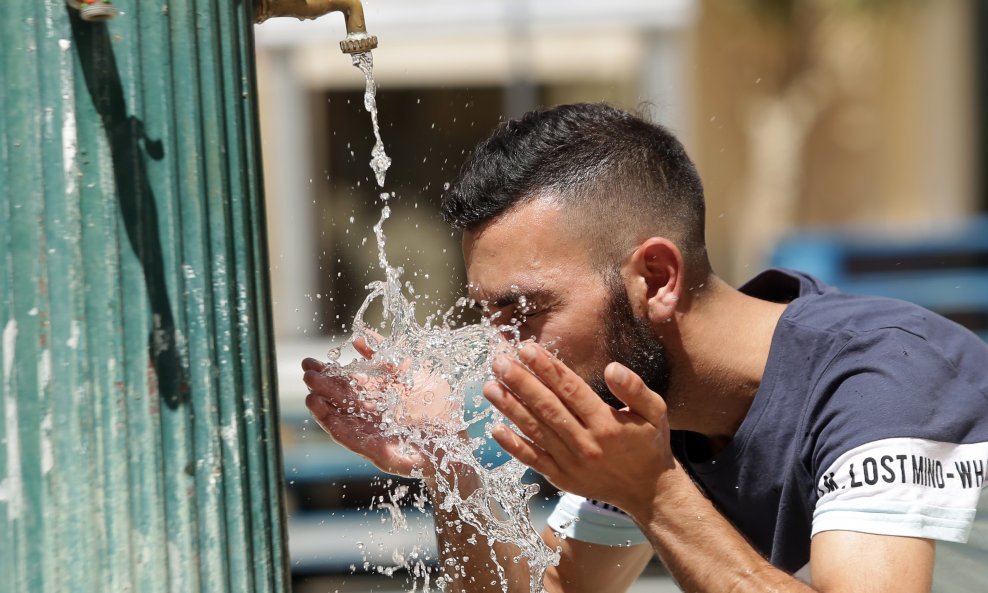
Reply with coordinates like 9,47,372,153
0,1,289,592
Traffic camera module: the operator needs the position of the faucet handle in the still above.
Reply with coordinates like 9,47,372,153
341,35,378,54
67,0,119,21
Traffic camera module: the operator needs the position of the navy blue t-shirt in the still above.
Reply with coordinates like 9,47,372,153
548,269,988,576
673,269,988,572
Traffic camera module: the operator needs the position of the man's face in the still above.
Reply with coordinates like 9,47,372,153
463,200,670,406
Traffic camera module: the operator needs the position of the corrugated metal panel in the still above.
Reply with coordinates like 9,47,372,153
0,2,289,592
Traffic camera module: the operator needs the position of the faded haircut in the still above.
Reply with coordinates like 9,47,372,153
440,103,711,279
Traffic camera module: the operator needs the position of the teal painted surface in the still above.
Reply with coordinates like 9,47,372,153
0,1,289,592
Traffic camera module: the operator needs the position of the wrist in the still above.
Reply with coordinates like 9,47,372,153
623,460,698,529
423,457,482,502
419,429,472,486
424,460,473,489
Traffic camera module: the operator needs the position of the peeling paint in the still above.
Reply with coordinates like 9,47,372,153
174,329,187,357
220,421,238,446
168,540,185,591
197,455,222,495
40,413,53,475
3,319,14,386
1,319,23,520
4,0,290,585
59,38,78,196
151,314,168,356
66,320,80,349
44,1,56,37
237,284,250,328
39,348,51,394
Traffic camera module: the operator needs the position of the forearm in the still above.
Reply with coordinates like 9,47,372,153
627,463,815,593
426,464,535,592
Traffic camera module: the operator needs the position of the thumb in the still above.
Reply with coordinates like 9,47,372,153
353,329,387,360
353,336,376,360
603,362,667,426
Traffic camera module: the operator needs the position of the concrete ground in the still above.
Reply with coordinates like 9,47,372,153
288,505,683,593
293,572,681,593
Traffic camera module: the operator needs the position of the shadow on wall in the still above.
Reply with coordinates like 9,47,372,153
69,9,188,409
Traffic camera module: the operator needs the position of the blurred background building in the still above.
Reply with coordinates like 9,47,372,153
253,0,988,590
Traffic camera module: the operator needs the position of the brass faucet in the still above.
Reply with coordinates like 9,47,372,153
254,0,379,53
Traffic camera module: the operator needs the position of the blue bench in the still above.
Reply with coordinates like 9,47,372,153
770,217,988,341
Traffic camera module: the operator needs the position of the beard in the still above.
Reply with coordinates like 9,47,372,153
588,272,672,409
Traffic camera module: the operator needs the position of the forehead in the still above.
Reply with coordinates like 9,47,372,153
462,200,592,302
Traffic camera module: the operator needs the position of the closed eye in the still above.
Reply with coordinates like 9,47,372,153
469,287,558,335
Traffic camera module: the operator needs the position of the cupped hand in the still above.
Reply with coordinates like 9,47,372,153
483,343,677,517
302,336,459,478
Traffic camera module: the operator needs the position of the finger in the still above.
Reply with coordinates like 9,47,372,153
483,381,571,456
304,368,383,419
303,370,357,408
306,390,376,432
353,337,375,360
302,357,327,372
516,344,606,424
352,334,411,375
305,391,333,417
306,404,418,476
353,328,387,359
492,354,588,445
603,362,667,427
490,423,561,478
355,330,419,377
303,368,339,393
306,393,351,435
493,334,515,358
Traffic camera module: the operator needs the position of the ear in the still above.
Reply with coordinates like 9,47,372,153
622,237,684,325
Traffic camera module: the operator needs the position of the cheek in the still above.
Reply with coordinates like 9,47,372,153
535,317,610,379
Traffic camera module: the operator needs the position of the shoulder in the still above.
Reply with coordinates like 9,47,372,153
778,293,988,491
744,271,988,547
796,310,988,545
804,323,988,470
752,266,983,350
782,288,988,399
743,268,987,374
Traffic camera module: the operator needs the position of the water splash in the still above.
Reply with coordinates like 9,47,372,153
322,199,558,592
331,37,556,591
350,48,392,188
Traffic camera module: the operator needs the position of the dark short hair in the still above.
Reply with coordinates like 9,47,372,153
442,103,709,275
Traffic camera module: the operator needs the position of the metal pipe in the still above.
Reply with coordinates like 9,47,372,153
254,0,379,53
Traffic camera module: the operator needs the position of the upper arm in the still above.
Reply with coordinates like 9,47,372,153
810,530,934,593
541,526,653,593
808,330,988,553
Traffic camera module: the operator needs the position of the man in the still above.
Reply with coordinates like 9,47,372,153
303,103,988,592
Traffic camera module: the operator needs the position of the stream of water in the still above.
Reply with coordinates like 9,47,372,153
351,50,392,188
319,42,559,592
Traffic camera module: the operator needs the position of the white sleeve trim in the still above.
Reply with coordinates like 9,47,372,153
546,493,648,547
813,501,975,542
813,437,988,543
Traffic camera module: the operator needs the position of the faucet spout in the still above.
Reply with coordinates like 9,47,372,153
254,0,378,53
